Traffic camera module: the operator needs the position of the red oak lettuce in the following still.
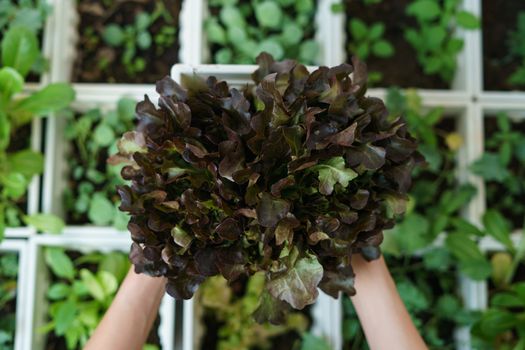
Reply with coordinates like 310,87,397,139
112,53,421,323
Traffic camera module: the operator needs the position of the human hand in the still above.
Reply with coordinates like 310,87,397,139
349,253,428,350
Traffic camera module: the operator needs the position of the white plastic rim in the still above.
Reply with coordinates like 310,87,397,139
48,0,78,84
24,234,176,350
0,240,29,350
178,0,341,66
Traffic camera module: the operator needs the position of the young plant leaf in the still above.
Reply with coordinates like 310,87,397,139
45,248,75,280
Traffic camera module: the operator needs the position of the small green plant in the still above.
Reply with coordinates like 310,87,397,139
346,19,393,83
0,252,18,350
0,0,52,76
347,19,393,61
199,273,331,350
101,2,176,75
205,0,319,64
42,248,159,350
507,12,525,87
470,211,525,348
63,98,135,229
0,0,51,34
470,114,525,230
404,0,480,82
0,26,74,240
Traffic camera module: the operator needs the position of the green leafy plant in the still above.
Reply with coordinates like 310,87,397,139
0,0,50,34
205,0,319,64
470,211,525,349
100,2,177,75
42,247,159,350
347,19,393,61
0,0,52,76
346,18,393,84
63,98,135,229
404,0,480,82
382,89,475,257
470,113,525,231
0,252,18,350
0,26,74,240
199,273,330,350
507,12,525,87
112,53,422,323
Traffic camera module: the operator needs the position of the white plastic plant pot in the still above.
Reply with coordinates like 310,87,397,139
179,0,342,66
333,0,476,92
0,239,30,350
42,87,158,236
23,233,176,350
50,0,182,93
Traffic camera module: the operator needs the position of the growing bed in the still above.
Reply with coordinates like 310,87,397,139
3,0,525,349
72,0,181,83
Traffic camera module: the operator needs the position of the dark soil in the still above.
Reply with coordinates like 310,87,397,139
44,250,162,350
7,124,31,153
344,0,449,89
483,117,525,230
482,1,525,91
200,276,312,350
73,0,181,83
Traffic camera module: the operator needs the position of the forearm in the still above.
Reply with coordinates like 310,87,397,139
350,254,427,350
84,267,166,350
